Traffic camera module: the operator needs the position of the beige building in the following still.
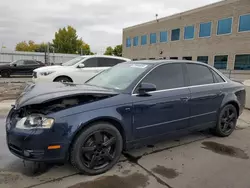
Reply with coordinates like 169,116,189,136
122,0,250,73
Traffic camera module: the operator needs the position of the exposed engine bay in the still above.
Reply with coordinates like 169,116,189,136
17,94,114,117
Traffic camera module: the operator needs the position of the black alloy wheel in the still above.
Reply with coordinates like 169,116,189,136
215,104,237,137
70,123,123,175
1,70,10,78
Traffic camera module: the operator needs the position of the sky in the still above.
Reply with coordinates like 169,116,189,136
0,0,222,53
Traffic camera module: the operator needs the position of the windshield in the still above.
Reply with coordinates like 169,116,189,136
86,63,151,90
62,56,86,66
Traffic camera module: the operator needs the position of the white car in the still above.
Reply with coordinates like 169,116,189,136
32,55,130,84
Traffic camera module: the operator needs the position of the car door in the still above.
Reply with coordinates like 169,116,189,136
185,63,225,128
23,60,41,75
132,63,191,139
12,60,26,75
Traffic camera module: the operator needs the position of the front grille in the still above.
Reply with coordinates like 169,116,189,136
33,71,37,78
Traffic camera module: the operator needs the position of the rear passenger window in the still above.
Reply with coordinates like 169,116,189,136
211,69,225,83
98,58,125,67
141,64,185,90
186,64,214,86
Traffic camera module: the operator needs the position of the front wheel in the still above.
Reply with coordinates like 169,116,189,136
214,104,238,137
70,122,123,175
54,76,72,83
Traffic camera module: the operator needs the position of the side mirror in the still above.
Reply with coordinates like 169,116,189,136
78,63,85,68
138,83,156,96
12,63,17,67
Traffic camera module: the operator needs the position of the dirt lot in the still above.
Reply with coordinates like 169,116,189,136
0,82,26,102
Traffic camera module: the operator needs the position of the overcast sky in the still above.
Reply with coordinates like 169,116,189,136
0,0,221,53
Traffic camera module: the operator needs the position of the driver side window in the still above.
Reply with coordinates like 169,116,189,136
81,58,98,67
135,63,185,93
15,60,25,66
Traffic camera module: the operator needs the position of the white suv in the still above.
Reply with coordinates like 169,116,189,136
32,55,130,84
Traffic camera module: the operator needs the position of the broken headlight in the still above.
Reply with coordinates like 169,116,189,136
16,114,54,129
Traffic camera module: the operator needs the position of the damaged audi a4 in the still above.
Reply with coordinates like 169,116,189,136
6,60,245,175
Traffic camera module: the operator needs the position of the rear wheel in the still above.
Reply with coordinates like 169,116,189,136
54,76,72,83
214,104,237,137
1,70,10,78
70,122,123,175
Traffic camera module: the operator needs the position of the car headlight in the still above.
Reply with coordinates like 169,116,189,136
40,71,55,76
16,114,54,129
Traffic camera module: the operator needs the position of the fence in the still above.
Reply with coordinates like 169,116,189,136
0,51,79,65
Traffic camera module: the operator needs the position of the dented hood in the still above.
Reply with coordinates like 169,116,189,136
15,82,118,109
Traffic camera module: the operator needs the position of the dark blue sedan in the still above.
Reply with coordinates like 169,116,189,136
6,60,245,175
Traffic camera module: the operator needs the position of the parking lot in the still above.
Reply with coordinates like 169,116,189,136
1,110,250,188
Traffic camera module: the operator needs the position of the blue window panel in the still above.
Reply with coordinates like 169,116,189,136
126,37,131,47
239,14,250,32
184,25,195,39
217,18,232,35
150,33,157,44
160,31,168,42
214,55,228,70
133,36,139,46
234,54,250,70
199,22,212,37
171,28,180,41
141,35,147,45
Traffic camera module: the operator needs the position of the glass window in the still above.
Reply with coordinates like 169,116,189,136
197,56,209,64
86,63,152,90
62,57,86,66
186,64,214,86
199,22,212,37
183,57,192,60
239,14,250,32
126,37,131,47
133,36,139,46
141,64,185,91
24,60,39,65
12,60,25,66
234,54,250,70
217,17,232,35
211,69,225,83
184,25,195,39
160,31,168,42
170,57,178,59
97,58,125,67
82,58,98,67
150,33,157,44
214,55,228,70
141,35,147,45
171,28,180,41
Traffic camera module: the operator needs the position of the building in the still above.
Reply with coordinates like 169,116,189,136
122,0,250,74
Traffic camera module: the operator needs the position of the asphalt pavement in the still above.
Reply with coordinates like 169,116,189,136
1,111,250,188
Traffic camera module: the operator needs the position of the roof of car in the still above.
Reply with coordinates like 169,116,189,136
130,59,207,65
80,55,131,61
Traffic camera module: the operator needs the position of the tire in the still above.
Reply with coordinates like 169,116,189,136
214,104,238,137
54,76,72,83
1,70,10,78
70,122,123,175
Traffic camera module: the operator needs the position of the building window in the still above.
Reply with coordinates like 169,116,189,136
126,37,131,47
170,57,178,59
133,36,139,46
217,17,232,35
171,29,180,41
234,54,250,70
150,33,157,44
214,55,228,70
239,14,250,32
199,22,212,37
184,25,195,40
197,56,209,64
183,56,192,60
160,31,168,42
141,35,147,45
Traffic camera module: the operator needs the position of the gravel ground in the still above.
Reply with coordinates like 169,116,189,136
0,82,26,102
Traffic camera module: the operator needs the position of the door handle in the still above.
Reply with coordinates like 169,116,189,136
180,97,190,102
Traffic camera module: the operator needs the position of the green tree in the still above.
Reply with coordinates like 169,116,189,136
15,40,39,52
53,25,93,54
104,46,113,55
113,44,122,57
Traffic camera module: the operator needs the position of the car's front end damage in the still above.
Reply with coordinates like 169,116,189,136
6,82,118,162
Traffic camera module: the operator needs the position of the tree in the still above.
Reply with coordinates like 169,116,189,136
113,45,122,57
104,46,113,55
15,40,39,52
53,25,93,55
